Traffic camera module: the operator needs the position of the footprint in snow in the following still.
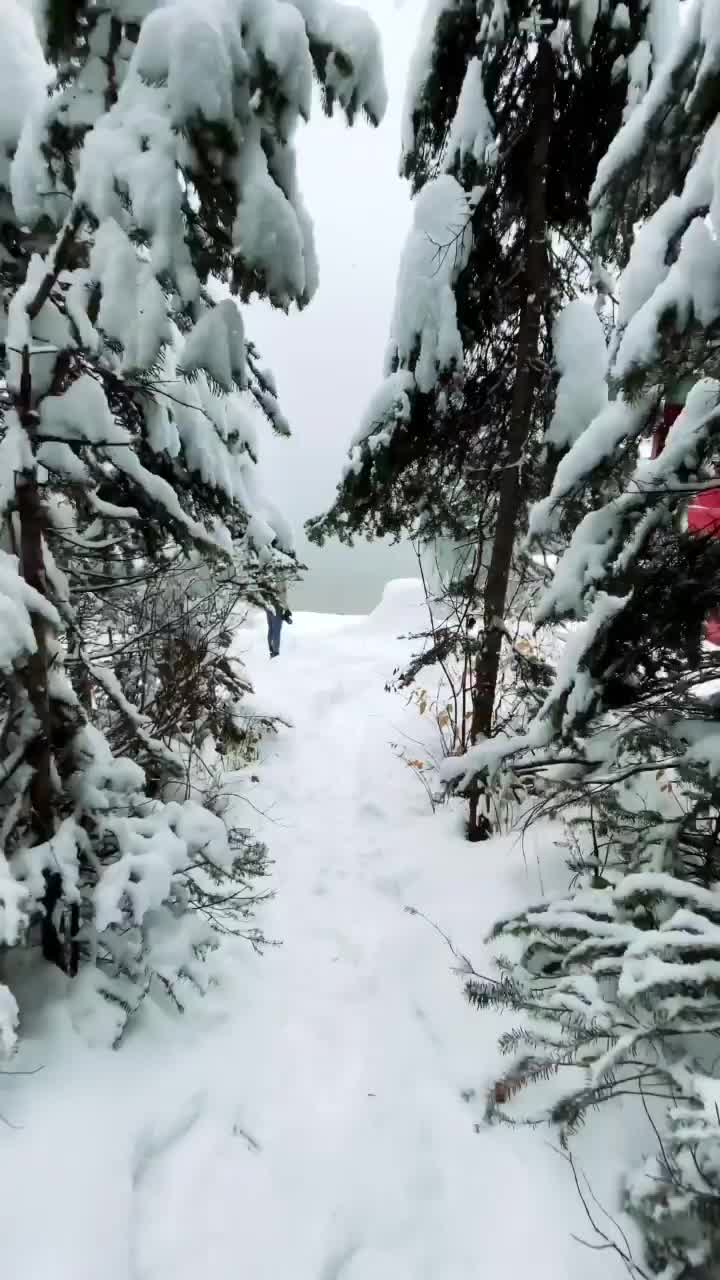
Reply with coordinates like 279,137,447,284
317,681,349,710
340,1246,422,1280
373,874,405,900
358,799,386,821
319,1242,361,1280
132,1090,207,1188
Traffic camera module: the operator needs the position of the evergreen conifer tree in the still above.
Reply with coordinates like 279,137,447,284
0,0,385,1047
309,0,675,837
451,4,720,1271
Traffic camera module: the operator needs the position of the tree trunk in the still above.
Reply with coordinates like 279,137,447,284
14,346,75,968
467,38,554,841
16,349,53,836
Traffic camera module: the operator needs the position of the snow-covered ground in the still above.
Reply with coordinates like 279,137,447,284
0,581,647,1278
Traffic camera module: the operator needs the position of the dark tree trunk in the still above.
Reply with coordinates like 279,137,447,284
15,346,77,970
468,39,554,841
16,348,53,837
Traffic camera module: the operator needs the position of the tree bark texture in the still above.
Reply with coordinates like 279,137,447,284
15,345,77,970
468,39,554,841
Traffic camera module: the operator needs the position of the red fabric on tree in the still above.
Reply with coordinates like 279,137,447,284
652,399,720,644
688,488,720,537
706,614,720,646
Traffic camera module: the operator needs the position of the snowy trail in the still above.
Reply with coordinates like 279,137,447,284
0,589,645,1279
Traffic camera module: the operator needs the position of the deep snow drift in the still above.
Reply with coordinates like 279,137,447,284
0,581,646,1278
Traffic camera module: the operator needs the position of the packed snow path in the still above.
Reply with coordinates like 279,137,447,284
0,586,642,1279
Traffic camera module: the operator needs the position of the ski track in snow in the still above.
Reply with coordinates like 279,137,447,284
0,590,649,1279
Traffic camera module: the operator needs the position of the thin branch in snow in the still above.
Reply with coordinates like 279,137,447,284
404,905,496,982
551,1145,650,1280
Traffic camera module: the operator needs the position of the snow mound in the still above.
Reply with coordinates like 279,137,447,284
367,578,427,632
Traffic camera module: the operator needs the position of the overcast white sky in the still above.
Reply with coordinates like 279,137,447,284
249,0,422,612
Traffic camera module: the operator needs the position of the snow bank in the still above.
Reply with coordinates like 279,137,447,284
366,577,427,633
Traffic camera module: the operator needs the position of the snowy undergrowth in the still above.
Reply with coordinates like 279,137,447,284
389,575,566,821
0,583,648,1279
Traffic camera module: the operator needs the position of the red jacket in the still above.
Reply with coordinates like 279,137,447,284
653,401,720,642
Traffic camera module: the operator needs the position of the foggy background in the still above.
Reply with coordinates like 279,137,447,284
248,0,421,613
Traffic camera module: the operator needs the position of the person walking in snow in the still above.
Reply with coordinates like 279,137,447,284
266,584,292,658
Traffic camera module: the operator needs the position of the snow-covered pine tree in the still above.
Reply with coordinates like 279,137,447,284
309,0,675,838
449,4,720,1272
0,0,385,1048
